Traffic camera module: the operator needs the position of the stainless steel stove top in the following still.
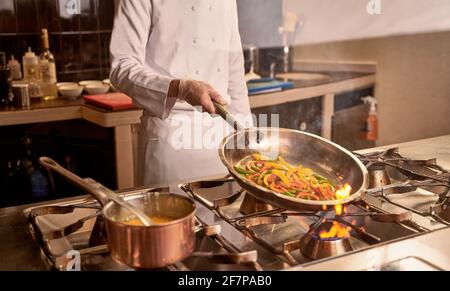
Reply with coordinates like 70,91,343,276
23,147,450,271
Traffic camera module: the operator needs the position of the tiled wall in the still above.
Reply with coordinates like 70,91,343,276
0,0,114,82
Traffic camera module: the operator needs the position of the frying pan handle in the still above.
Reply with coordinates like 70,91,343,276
213,102,264,144
213,101,246,132
39,157,110,206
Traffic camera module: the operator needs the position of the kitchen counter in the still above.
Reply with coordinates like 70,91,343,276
0,98,143,127
249,71,375,109
249,61,376,140
0,134,448,271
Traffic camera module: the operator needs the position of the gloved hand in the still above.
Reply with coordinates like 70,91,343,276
178,79,227,114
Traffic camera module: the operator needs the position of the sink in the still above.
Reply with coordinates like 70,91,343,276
275,72,331,82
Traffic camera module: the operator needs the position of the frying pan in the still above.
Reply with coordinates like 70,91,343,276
214,103,369,212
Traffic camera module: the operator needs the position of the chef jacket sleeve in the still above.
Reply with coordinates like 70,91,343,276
109,0,177,119
227,1,254,127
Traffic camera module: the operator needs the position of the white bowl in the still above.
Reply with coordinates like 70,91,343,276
79,80,102,87
57,82,77,88
85,83,110,95
58,85,83,100
103,79,119,92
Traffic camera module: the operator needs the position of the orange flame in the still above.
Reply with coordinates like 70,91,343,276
320,184,353,239
334,184,352,216
320,221,352,239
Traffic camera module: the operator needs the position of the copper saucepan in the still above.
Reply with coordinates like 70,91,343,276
39,157,197,269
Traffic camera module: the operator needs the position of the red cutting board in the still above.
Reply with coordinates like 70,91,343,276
84,93,134,111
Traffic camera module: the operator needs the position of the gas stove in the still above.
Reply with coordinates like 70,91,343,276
23,148,450,271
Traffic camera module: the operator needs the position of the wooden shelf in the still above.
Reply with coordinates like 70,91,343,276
0,100,143,128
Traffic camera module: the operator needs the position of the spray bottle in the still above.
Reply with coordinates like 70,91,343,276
362,96,378,141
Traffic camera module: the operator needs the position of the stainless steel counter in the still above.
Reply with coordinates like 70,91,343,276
1,135,449,271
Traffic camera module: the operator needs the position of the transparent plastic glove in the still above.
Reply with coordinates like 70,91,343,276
178,79,227,114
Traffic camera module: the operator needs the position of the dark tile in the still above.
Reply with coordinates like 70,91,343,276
98,0,114,30
79,0,97,31
57,72,80,82
17,34,40,59
16,0,39,33
58,0,80,31
80,33,99,69
80,69,102,80
61,34,81,72
62,69,101,81
100,32,110,71
49,35,62,72
37,0,60,32
0,0,16,33
2,0,113,83
0,36,18,59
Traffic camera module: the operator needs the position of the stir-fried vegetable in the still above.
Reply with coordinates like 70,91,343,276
234,153,341,201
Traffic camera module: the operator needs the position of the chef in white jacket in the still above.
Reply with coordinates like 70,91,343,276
110,0,252,186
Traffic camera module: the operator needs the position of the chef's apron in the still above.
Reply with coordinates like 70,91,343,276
138,107,232,186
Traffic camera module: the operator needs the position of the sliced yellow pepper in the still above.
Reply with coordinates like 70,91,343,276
265,162,289,171
277,156,295,171
257,170,271,185
297,167,314,177
263,174,272,187
272,170,292,188
252,153,270,161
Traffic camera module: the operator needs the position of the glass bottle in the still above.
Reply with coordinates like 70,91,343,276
39,29,58,101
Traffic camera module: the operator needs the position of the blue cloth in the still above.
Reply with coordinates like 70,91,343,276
247,78,294,95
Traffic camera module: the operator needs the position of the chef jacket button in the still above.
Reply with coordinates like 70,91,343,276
195,70,200,75
191,6,195,11
217,68,221,73
193,38,198,44
212,37,216,43
209,5,212,11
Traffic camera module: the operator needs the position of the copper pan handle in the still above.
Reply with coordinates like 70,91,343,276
39,157,153,226
39,157,110,206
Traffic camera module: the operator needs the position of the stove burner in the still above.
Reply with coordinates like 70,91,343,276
368,163,392,188
240,193,276,215
300,221,354,260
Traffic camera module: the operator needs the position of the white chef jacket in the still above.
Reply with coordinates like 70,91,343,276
110,0,252,186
